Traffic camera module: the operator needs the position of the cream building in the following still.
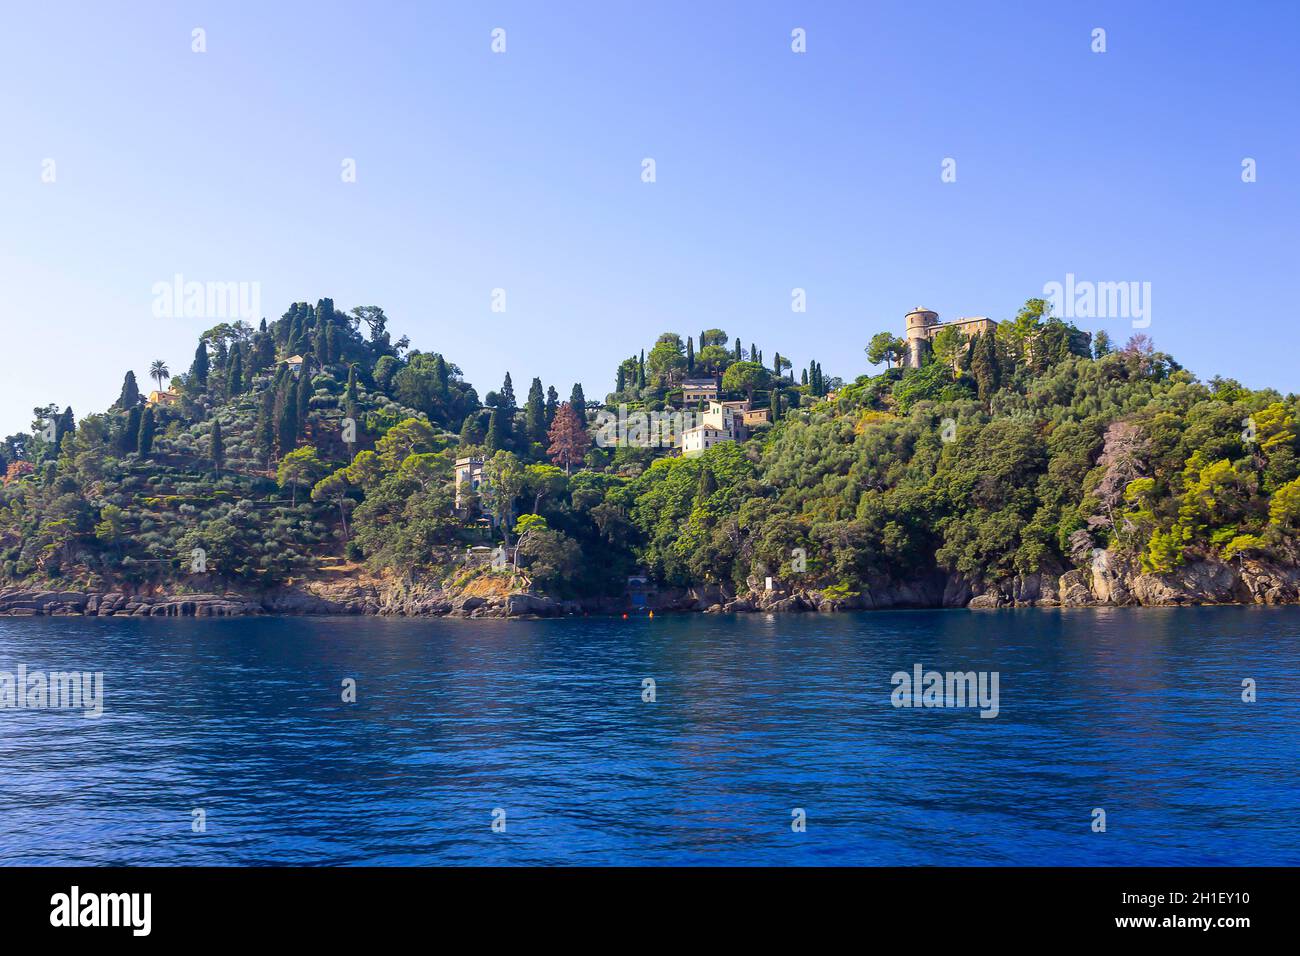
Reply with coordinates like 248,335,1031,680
903,308,997,368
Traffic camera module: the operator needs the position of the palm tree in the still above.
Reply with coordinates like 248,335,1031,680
149,360,170,393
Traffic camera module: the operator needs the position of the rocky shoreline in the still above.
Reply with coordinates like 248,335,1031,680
4,554,1300,620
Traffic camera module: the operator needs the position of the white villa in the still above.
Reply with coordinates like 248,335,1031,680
680,401,741,457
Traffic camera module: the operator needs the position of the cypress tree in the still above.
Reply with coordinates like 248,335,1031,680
122,405,142,454
56,407,75,447
500,372,517,412
278,380,299,454
686,336,695,373
697,464,717,498
115,371,141,409
616,364,626,393
191,341,209,386
485,407,505,453
545,386,559,425
210,419,224,471
296,368,311,436
734,337,742,361
228,348,244,396
569,383,586,414
137,407,155,456
525,377,546,444
257,388,276,462
971,331,1001,401
346,365,359,405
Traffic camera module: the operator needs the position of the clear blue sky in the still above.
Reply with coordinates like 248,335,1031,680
2,1,1297,434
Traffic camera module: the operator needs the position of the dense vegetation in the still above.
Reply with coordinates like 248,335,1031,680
3,297,1298,604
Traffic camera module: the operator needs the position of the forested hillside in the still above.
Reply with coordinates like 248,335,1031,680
3,297,1299,613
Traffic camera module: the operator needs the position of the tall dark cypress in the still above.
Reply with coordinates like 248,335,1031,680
277,380,298,455
545,386,559,425
191,341,210,385
210,419,224,471
137,407,155,456
115,371,141,409
228,348,244,396
525,377,546,444
122,405,142,454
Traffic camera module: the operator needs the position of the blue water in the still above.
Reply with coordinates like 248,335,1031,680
0,608,1296,866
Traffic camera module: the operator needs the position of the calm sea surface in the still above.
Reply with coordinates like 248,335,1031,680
0,607,1296,865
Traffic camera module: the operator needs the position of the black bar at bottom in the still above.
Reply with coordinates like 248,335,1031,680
0,866,1282,941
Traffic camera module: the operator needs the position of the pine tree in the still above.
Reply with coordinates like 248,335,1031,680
191,341,210,386
115,371,141,409
546,402,590,475
137,407,155,456
210,419,224,472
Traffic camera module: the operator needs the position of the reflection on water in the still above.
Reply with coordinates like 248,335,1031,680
0,607,1296,865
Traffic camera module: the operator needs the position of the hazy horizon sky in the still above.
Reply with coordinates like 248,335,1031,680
1,1,1297,434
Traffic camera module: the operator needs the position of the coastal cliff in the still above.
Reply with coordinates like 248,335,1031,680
5,553,1300,619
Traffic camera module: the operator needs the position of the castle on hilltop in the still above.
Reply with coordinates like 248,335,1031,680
903,307,997,368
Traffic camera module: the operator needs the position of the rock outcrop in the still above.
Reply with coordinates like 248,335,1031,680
5,554,1300,619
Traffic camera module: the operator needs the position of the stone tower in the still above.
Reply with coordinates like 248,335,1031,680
904,307,939,368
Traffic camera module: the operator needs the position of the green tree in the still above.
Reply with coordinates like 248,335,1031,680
524,377,547,445
482,450,525,541
114,371,141,410
721,361,770,402
137,407,155,456
190,341,209,386
209,419,224,472
866,332,906,368
277,446,325,507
